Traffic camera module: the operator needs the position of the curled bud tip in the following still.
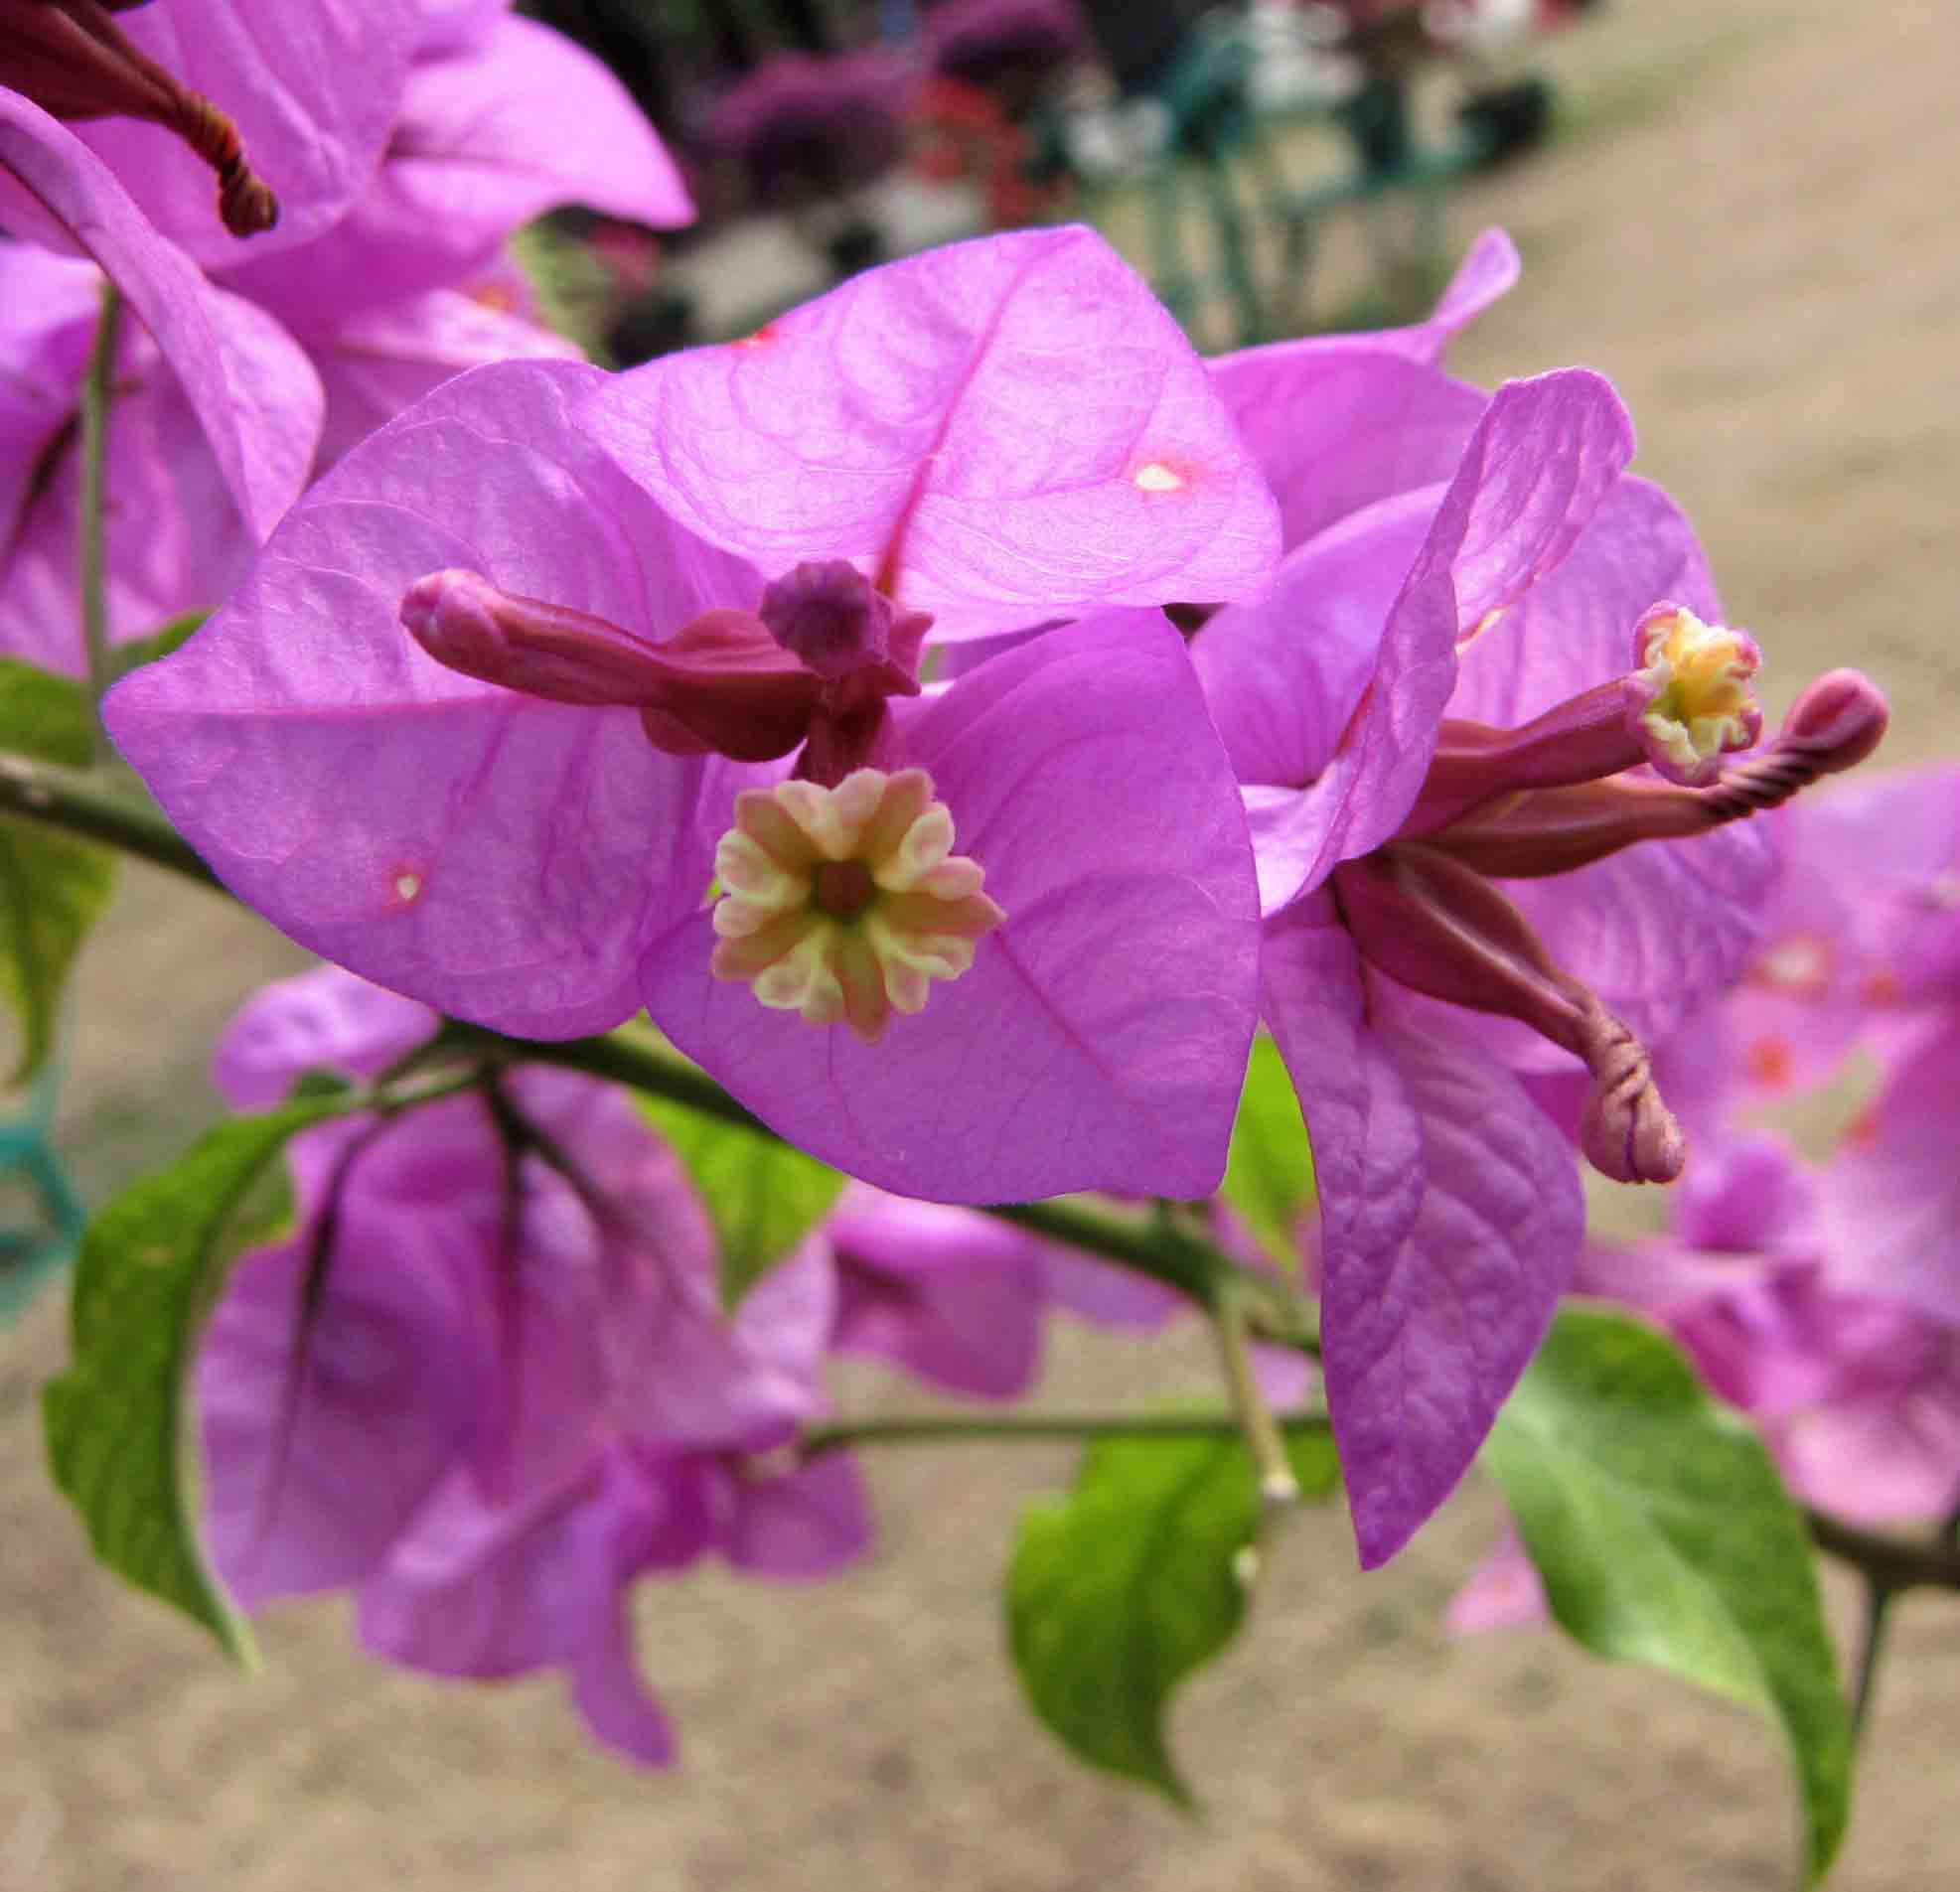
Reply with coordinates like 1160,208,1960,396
1779,668,1888,774
180,94,279,236
1582,1085,1689,1186
220,170,278,236
1576,1003,1688,1185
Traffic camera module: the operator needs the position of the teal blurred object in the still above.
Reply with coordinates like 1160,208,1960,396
1057,3,1542,346
1,1054,84,1324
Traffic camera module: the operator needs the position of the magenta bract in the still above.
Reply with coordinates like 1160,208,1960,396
824,1186,1182,1397
108,234,1270,1202
581,225,1281,642
198,967,866,1764
0,95,324,535
1196,246,1884,1564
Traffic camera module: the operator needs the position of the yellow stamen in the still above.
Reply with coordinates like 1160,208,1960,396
1633,606,1761,782
709,767,1005,1042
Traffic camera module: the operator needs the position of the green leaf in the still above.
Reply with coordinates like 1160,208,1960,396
1221,1030,1315,1272
1007,1423,1339,1804
635,1094,845,1307
42,1098,348,1661
0,661,116,1082
0,658,92,767
108,612,209,680
0,818,115,1085
1482,1303,1853,1886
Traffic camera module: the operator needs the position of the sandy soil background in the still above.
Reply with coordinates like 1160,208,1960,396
6,0,1959,1885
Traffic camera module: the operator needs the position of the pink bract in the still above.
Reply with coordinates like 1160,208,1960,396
198,966,867,1764
1191,239,1884,1563
107,234,1271,1201
581,225,1281,642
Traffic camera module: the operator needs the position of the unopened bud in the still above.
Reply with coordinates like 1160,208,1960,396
399,568,823,762
1777,667,1889,776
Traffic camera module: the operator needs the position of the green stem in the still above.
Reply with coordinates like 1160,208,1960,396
0,751,221,886
446,1019,765,1135
452,1022,1319,1349
801,1408,1332,1459
78,281,127,754
1806,1509,1960,1594
1213,1282,1301,1508
1849,1579,1895,1746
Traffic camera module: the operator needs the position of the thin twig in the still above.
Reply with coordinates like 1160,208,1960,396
1849,1579,1895,1747
0,751,221,886
1806,1508,1960,1594
1212,1281,1301,1510
801,1408,1332,1459
77,281,127,757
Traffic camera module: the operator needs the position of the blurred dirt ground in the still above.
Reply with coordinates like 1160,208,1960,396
7,0,1960,1885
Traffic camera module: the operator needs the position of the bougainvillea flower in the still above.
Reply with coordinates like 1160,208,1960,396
211,0,692,332
710,49,912,211
0,0,420,262
0,0,690,664
825,1186,1179,1398
0,247,568,668
0,241,323,667
1715,766,1960,1099
352,1242,867,1767
108,232,1273,1201
0,0,280,235
1194,364,1889,1564
198,966,866,1763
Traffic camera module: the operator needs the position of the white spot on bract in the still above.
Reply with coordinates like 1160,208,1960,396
393,871,424,904
1132,461,1185,493
1757,934,1830,994
1930,869,1960,911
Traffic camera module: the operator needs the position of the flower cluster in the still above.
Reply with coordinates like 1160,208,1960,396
5,0,1924,1791
1,0,690,670
197,964,1187,1759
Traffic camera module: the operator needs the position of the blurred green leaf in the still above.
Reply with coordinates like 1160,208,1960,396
1221,1031,1314,1273
43,1098,347,1661
0,820,115,1086
0,661,115,1082
1483,1303,1853,1886
108,612,209,680
635,1094,844,1307
1007,1422,1339,1804
0,658,92,766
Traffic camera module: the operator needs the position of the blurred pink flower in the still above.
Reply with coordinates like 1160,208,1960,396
198,965,866,1765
